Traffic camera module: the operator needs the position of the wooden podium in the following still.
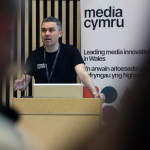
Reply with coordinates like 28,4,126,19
12,98,102,150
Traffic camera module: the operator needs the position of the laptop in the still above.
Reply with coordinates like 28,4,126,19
33,84,82,98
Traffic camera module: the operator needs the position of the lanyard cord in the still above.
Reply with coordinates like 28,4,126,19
44,45,60,83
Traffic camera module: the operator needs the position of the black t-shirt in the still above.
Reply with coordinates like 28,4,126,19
25,43,84,83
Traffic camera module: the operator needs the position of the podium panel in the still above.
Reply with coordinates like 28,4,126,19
12,98,102,150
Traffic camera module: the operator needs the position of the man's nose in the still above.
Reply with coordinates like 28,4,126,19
46,30,50,35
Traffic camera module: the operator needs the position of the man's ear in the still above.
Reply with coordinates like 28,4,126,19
59,31,63,38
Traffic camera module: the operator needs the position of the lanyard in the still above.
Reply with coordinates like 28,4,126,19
44,45,60,83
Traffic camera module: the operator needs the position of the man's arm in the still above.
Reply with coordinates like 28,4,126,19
75,64,105,101
13,74,32,91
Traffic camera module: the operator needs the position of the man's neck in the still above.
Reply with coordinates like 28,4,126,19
45,43,59,53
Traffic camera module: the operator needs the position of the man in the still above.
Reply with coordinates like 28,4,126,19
13,16,105,100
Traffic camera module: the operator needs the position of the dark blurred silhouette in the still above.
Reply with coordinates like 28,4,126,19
0,1,27,150
0,1,18,78
0,0,19,117
77,55,150,150
0,106,19,123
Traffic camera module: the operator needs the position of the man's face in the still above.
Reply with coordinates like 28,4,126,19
41,22,63,47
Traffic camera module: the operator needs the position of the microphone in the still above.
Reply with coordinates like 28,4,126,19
20,71,33,98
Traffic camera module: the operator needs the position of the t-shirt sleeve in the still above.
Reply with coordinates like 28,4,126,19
72,46,84,67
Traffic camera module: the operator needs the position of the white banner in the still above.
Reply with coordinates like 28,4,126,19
81,0,150,123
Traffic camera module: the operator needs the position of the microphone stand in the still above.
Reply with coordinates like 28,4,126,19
21,71,33,98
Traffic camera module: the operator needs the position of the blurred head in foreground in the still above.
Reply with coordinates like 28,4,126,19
0,1,25,150
0,0,18,78
0,2,46,150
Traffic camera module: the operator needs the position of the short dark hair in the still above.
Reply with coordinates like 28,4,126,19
42,16,62,31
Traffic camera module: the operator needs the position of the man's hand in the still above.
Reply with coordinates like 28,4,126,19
13,74,32,91
94,93,105,103
13,79,25,91
75,64,105,103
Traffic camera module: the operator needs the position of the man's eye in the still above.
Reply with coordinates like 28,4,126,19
42,29,46,32
49,29,53,32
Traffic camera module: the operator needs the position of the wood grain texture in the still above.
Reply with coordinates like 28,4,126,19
12,98,102,114
47,0,51,17
17,0,21,98
32,0,36,51
10,75,13,107
25,0,29,96
9,25,14,106
32,0,36,91
77,1,81,53
77,1,81,83
17,115,100,150
25,0,29,62
69,1,73,45
14,97,102,150
40,0,43,47
62,0,66,44
54,0,58,18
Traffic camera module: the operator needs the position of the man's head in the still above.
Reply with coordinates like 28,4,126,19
41,16,63,47
42,16,62,32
